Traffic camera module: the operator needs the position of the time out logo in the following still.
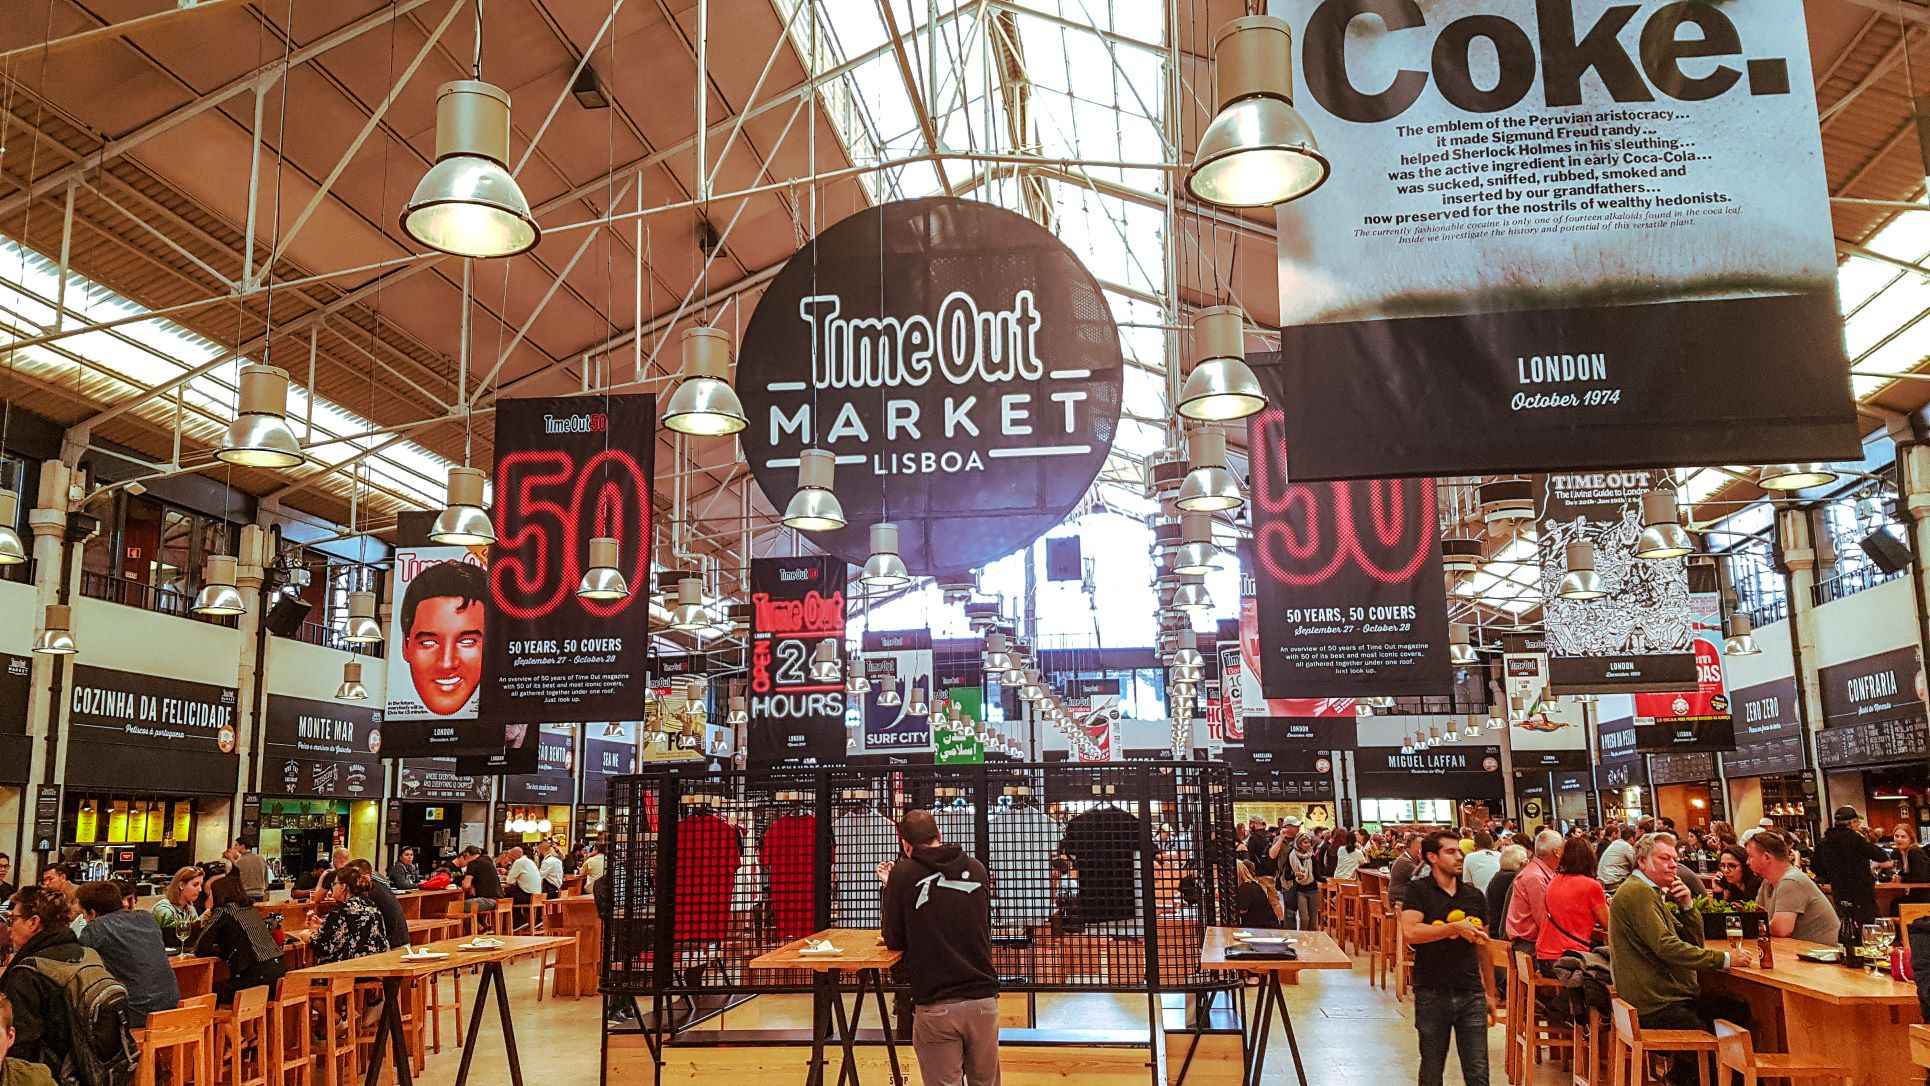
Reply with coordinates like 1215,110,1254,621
739,198,1124,576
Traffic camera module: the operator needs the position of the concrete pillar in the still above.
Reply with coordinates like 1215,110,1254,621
230,523,269,839
20,462,69,876
1776,505,1831,813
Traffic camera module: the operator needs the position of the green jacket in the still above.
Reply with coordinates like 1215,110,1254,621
1606,874,1725,1017
1,1057,57,1086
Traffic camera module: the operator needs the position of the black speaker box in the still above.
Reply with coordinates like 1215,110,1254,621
265,594,313,637
1860,529,1914,575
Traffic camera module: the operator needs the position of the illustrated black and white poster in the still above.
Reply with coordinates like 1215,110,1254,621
1258,1,1857,481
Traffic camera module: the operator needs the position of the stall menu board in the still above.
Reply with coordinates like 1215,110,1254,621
262,694,381,798
1259,0,1855,483
1537,473,1696,693
1722,677,1806,779
579,723,638,806
862,629,934,752
0,652,29,783
747,556,847,769
1649,750,1717,786
502,724,576,804
1222,748,1333,802
397,758,490,802
482,394,654,724
1355,745,1502,797
1597,701,1647,789
69,665,238,753
1816,717,1930,771
1818,647,1925,729
1246,406,1450,699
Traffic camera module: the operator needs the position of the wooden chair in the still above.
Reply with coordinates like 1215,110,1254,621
535,932,574,1000
1478,937,1509,1027
1513,949,1576,1077
515,892,547,935
265,979,313,1086
1609,996,1715,1086
134,999,215,1086
489,898,514,936
212,986,270,1086
425,963,465,1052
1711,1019,1852,1086
1333,881,1362,953
1574,1004,1612,1086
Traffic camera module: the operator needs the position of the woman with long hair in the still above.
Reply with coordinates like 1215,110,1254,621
311,862,389,964
1708,844,1762,906
193,874,286,1002
151,866,202,946
1,886,85,1070
1234,860,1284,928
1329,825,1364,880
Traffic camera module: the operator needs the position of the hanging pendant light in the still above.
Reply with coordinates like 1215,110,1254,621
430,465,495,546
1178,306,1267,423
1462,717,1482,740
192,554,247,616
343,590,383,644
401,80,540,258
1634,488,1694,560
1400,733,1414,755
1557,540,1608,601
218,364,305,468
33,604,75,655
726,695,749,726
862,523,911,587
335,661,369,701
1757,463,1837,492
575,537,629,601
1185,15,1329,208
1723,613,1761,656
1448,622,1479,665
1018,669,1045,702
1171,513,1221,576
1176,429,1243,512
1003,662,1027,687
1487,716,1506,732
982,631,1013,671
877,678,902,707
1171,633,1204,670
0,488,26,567
809,639,842,682
668,576,710,631
905,685,930,717
662,326,748,436
1172,573,1213,614
781,448,846,531
845,669,872,695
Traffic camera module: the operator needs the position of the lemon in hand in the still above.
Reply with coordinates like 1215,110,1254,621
1446,909,1466,923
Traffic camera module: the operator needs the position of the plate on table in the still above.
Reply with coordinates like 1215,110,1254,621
798,941,844,957
402,951,450,961
457,939,504,951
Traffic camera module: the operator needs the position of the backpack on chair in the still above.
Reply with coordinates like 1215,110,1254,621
22,949,140,1086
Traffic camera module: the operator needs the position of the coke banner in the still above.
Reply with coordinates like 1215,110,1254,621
481,394,654,724
747,556,847,768
1246,406,1452,699
1633,590,1735,751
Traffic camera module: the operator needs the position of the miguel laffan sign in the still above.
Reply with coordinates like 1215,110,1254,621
739,197,1125,575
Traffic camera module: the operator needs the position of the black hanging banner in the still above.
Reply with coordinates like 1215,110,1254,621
747,555,847,769
480,393,655,724
1354,745,1503,797
735,197,1126,575
1722,677,1805,779
0,652,30,783
501,725,577,804
1246,406,1451,699
1598,707,1647,789
580,723,638,806
261,694,382,798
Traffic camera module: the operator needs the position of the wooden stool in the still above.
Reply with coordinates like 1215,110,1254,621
1574,1004,1612,1086
308,976,360,1086
1514,950,1576,1076
1712,1020,1852,1086
265,980,313,1086
426,964,464,1052
535,932,574,1000
1609,997,1716,1086
135,1000,215,1086
515,892,547,935
490,898,514,936
213,986,270,1086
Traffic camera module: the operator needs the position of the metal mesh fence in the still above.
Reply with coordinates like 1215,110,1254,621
601,762,1236,997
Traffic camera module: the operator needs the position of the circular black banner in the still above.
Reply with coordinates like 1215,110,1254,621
739,197,1124,575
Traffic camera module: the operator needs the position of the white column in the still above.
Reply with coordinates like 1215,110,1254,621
1776,505,1831,812
21,461,70,875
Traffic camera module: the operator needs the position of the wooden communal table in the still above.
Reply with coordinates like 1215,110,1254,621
397,886,464,920
1874,882,1930,917
1705,937,1920,1086
1199,927,1352,1086
284,934,571,1086
1912,1022,1930,1069
748,928,903,1086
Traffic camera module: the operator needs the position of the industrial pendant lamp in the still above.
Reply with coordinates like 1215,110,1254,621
1634,488,1694,560
905,685,930,717
1176,430,1243,512
335,661,369,701
862,523,911,588
0,488,25,566
1448,622,1479,666
1185,15,1328,208
576,537,629,600
401,81,540,258
808,639,842,682
727,695,749,726
1723,613,1761,656
430,466,495,545
343,590,383,643
1400,733,1414,755
1758,463,1838,492
1557,541,1608,601
33,604,75,655
845,669,872,695
1487,715,1506,732
668,576,709,631
662,326,748,436
218,364,305,468
1018,669,1045,702
982,631,1013,671
877,678,902,707
1172,573,1213,614
1461,717,1481,740
1171,633,1204,670
192,555,247,616
1178,306,1267,423
782,449,846,531
1171,513,1220,575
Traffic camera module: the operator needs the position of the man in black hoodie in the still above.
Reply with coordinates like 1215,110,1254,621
881,809,999,1086
1814,806,1894,926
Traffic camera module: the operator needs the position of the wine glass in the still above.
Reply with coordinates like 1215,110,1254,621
1862,924,1895,974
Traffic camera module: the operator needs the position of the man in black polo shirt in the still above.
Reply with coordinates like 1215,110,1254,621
1401,829,1490,1086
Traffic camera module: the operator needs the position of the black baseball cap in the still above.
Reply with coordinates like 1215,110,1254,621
1833,806,1860,823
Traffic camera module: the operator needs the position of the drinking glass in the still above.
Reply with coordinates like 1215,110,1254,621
1862,924,1895,974
1724,915,1744,953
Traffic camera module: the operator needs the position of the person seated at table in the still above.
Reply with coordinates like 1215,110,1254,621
314,849,352,899
1608,833,1754,1086
0,992,56,1086
192,861,228,917
1746,831,1839,943
387,847,421,892
33,868,81,939
311,864,389,965
150,867,202,949
503,848,542,929
1234,861,1283,928
537,842,564,898
1486,844,1526,942
0,888,87,1072
419,865,453,892
1707,845,1761,907
192,875,284,1004
1537,838,1609,976
344,862,408,950
1894,825,1930,904
73,880,177,1026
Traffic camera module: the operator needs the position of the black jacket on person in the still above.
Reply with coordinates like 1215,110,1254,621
1899,846,1930,904
1815,825,1888,920
193,904,285,997
1485,868,1518,941
882,843,998,1006
0,924,86,1068
367,879,410,950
